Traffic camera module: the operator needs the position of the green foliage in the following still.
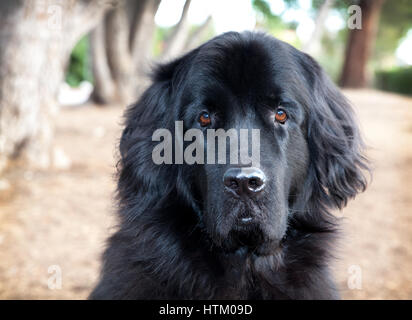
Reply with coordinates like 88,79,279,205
253,0,284,31
327,0,412,65
316,28,348,82
252,0,296,33
375,67,412,96
153,19,216,58
65,36,92,87
375,0,412,61
187,20,216,46
152,26,171,57
313,0,412,83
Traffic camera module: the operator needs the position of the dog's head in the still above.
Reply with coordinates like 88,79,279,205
119,32,368,256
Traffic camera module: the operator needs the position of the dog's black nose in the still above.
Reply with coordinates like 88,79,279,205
223,167,266,197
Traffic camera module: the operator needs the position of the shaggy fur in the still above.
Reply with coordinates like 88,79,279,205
90,32,368,300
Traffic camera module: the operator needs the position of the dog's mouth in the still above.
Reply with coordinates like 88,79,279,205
233,225,264,247
221,223,283,256
203,198,287,257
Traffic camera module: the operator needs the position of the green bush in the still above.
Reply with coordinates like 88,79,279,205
65,36,92,87
375,67,412,96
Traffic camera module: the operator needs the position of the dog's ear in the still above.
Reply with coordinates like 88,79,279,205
302,55,369,210
117,51,197,218
120,49,198,159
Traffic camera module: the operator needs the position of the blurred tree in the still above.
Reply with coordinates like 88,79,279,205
340,0,385,87
375,67,412,96
373,0,412,64
66,35,93,87
252,0,337,49
302,0,335,55
183,16,214,52
91,0,211,105
152,15,214,58
253,0,287,33
161,0,192,61
252,0,301,47
91,18,116,104
0,0,111,171
91,0,161,105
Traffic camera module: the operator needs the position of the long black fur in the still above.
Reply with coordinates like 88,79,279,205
90,32,368,300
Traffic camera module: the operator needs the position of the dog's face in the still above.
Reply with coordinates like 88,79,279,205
120,32,367,258
176,34,313,255
191,103,308,255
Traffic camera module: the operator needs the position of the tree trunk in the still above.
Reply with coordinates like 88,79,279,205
303,0,334,55
0,0,110,171
161,0,192,61
90,0,161,105
129,0,161,91
339,0,385,88
91,20,116,104
104,2,135,105
184,16,213,52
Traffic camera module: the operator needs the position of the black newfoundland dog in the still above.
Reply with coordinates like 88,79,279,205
90,32,368,300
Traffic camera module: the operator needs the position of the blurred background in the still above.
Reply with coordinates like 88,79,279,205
0,0,411,299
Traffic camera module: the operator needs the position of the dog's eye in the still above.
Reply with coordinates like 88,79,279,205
275,108,287,124
198,112,211,127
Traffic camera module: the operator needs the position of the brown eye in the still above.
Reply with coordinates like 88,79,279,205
199,112,211,127
275,108,287,124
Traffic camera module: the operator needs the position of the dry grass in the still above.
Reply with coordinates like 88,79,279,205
0,89,411,299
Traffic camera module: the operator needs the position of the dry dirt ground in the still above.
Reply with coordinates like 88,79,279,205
0,89,411,299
